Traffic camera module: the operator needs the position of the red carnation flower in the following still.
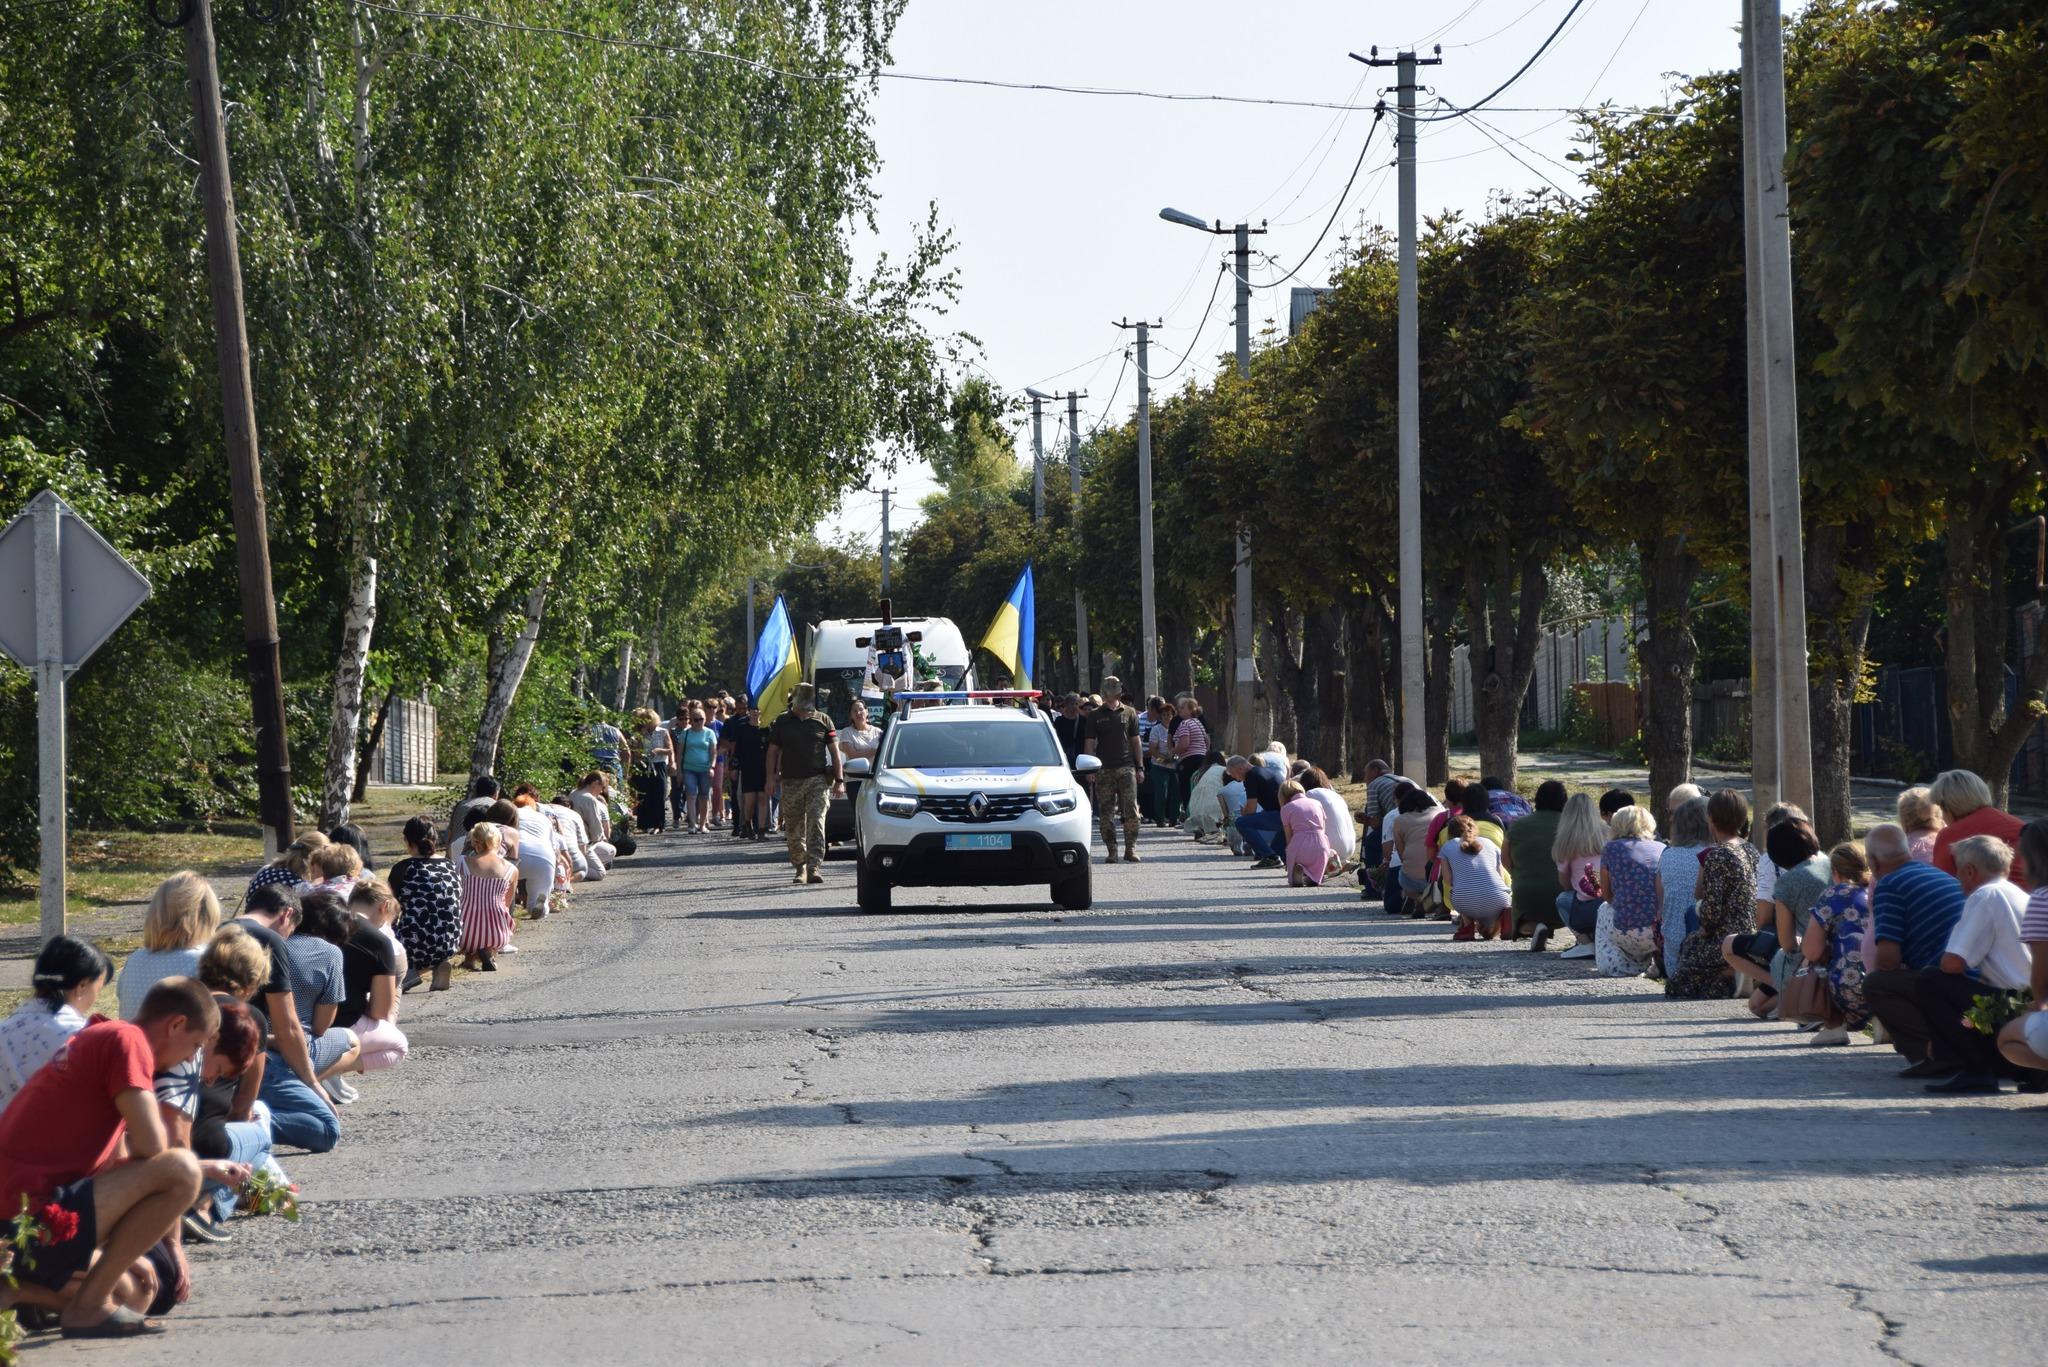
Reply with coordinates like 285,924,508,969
36,1203,78,1245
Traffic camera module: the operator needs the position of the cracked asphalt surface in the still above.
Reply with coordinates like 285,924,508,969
72,825,2048,1365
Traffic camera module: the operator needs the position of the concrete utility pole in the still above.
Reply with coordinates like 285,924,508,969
174,0,295,855
1157,208,1266,751
879,489,892,594
1025,390,1049,523
1116,319,1162,702
1228,223,1257,757
1741,1,1812,814
1068,389,1090,692
1360,45,1440,783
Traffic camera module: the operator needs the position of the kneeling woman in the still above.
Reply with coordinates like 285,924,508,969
1440,814,1512,940
1279,780,1333,887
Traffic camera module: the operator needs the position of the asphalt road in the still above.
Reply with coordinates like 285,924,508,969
72,825,2048,1366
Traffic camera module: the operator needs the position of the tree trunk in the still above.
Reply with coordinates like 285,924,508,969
350,686,394,804
1160,614,1195,700
1270,610,1319,759
319,545,378,829
469,581,547,782
1465,543,1550,790
1942,491,2048,809
1424,577,1458,784
1637,532,1702,813
1804,522,1877,846
1310,605,1348,773
1345,593,1394,780
613,639,633,710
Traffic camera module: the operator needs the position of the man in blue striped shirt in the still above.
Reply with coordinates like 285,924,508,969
1862,823,1968,1078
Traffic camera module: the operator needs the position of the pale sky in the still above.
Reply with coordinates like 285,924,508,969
822,0,1798,545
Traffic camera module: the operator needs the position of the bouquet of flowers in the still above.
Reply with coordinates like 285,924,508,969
240,1169,301,1222
1962,988,2033,1036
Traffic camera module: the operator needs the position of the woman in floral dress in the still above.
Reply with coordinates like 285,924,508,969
1801,841,1875,1044
390,815,464,992
1669,790,1760,999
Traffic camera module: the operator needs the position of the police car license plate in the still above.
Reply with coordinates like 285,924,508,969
945,833,1012,851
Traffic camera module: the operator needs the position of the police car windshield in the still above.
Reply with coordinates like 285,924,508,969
886,718,1061,770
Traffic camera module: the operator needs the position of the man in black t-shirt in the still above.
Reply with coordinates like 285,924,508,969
1228,756,1287,867
234,885,340,1153
720,700,772,839
765,685,844,884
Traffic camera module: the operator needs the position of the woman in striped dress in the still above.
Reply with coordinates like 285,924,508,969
457,821,518,973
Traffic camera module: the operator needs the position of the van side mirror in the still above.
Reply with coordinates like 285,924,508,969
844,758,871,778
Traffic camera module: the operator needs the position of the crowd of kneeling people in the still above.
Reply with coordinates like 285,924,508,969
1175,752,2048,1094
0,770,628,1338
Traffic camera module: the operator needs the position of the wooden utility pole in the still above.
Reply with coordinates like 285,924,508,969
172,0,296,852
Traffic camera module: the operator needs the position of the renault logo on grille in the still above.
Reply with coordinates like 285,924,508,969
966,791,991,820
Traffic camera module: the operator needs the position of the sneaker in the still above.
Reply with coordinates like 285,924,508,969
499,943,518,954
324,1076,360,1106
1252,856,1282,870
1809,1026,1851,1047
1528,926,1553,953
182,1211,232,1245
1558,943,1596,961
1451,922,1477,942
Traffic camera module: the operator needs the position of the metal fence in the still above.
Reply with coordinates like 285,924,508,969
369,698,438,785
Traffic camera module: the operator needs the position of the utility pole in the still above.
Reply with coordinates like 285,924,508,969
1156,208,1266,750
1068,388,1090,692
879,488,893,594
1116,320,1162,702
1742,0,1812,815
1360,44,1440,782
1027,392,1047,523
170,0,294,854
1228,224,1257,757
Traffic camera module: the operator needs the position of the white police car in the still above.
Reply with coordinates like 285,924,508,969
846,693,1099,914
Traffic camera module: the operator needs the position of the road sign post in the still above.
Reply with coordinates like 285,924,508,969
0,492,153,941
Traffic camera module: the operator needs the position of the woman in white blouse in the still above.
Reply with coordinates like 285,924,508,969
0,935,112,1113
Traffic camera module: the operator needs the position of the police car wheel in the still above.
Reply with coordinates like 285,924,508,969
1053,862,1092,912
856,853,892,914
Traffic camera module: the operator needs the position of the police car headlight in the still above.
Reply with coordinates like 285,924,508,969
1035,790,1079,816
876,791,920,816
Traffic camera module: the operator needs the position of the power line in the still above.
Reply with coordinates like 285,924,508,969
1411,0,1592,123
1461,110,1582,202
1246,70,1373,223
1089,349,1131,437
1137,265,1227,385
1253,107,1389,289
353,2,1389,112
1442,0,1554,50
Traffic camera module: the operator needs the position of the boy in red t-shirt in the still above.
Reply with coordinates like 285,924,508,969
0,977,227,1339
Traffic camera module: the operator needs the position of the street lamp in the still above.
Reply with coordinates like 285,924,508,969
1157,205,1266,755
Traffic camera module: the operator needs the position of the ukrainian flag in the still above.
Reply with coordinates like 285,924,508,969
747,595,802,717
978,564,1035,690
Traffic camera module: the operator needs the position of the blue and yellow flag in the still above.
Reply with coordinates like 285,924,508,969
747,595,802,717
978,564,1035,690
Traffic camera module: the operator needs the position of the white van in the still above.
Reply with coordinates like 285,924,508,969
805,616,975,730
806,615,974,845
